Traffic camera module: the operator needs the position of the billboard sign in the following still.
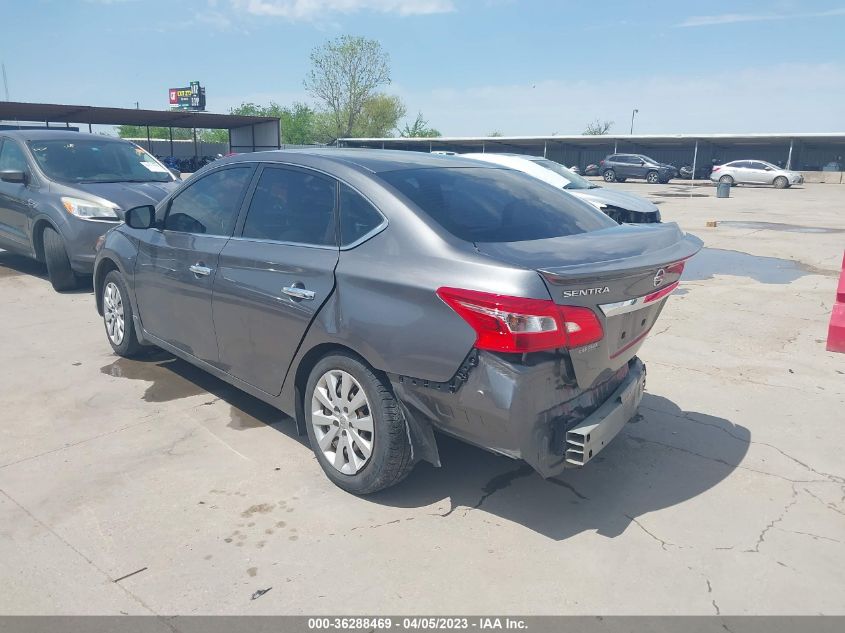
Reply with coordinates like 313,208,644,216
169,81,206,111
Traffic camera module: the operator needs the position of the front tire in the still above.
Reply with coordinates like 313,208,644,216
603,169,616,183
646,171,660,184
773,176,789,189
42,227,79,291
719,175,734,186
305,353,413,494
102,270,142,357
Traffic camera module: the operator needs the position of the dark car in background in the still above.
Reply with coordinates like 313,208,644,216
94,149,701,494
0,130,179,290
600,153,675,184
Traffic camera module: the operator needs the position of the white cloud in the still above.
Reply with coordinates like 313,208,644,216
677,7,845,27
392,63,845,136
229,0,454,20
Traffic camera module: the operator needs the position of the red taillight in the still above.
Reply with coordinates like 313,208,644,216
712,166,721,172
436,287,604,353
599,160,605,166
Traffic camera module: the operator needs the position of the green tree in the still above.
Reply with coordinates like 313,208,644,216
229,101,318,145
583,119,613,135
352,94,406,138
304,35,391,139
400,112,441,138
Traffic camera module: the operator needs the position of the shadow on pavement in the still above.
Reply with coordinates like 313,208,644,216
0,250,93,292
367,393,750,541
100,349,749,541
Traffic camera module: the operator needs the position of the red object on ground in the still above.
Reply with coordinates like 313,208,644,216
826,252,845,353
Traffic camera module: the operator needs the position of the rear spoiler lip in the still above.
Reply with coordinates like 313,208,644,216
539,233,703,284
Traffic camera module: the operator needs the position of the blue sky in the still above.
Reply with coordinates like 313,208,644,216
1,0,844,135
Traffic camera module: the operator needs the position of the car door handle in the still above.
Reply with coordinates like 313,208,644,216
189,264,213,277
282,285,315,300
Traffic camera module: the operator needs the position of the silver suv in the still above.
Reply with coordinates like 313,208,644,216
94,150,700,494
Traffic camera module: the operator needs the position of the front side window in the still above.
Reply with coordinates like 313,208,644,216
0,139,28,172
380,167,614,243
340,184,384,246
241,167,337,246
28,139,172,183
164,167,253,236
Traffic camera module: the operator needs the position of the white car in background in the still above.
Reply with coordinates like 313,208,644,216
710,160,804,188
461,153,661,224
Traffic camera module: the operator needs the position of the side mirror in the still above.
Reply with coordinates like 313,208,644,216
639,160,645,165
169,168,182,179
125,205,156,229
0,170,27,184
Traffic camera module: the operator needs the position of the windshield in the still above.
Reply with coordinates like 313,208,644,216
379,167,615,243
27,139,173,183
531,158,597,189
639,155,661,165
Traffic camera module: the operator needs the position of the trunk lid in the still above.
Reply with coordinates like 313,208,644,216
474,223,702,387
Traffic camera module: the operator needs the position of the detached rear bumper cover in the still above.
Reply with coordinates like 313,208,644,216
391,352,646,478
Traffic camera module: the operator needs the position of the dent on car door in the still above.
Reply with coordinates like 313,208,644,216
0,138,33,249
132,165,255,364
213,165,341,395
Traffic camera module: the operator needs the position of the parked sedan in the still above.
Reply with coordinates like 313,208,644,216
600,154,675,184
710,160,804,188
463,153,661,223
0,130,179,290
94,150,700,494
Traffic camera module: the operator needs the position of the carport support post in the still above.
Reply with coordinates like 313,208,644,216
146,126,151,152
168,127,174,158
787,138,794,170
544,141,547,158
192,128,198,160
690,139,699,197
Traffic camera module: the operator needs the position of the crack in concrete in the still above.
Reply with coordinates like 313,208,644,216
546,477,589,500
746,486,799,553
803,487,845,517
625,434,833,485
0,488,172,626
439,464,535,517
640,404,845,484
781,529,841,544
624,513,674,550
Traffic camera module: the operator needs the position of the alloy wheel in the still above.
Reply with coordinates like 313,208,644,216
311,369,374,475
103,281,125,345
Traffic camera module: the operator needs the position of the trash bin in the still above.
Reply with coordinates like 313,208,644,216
716,182,731,198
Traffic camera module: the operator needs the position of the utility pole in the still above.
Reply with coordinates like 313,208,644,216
630,108,638,135
134,101,140,109
1,63,9,101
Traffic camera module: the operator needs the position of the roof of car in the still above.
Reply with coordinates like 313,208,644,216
0,129,133,143
222,148,505,174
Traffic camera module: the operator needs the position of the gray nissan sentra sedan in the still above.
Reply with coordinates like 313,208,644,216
93,149,701,494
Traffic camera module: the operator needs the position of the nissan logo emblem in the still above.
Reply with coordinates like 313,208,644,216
653,268,666,287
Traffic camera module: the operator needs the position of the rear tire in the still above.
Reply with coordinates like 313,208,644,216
773,176,789,189
102,270,142,357
42,227,79,291
305,353,413,494
719,175,734,186
646,171,660,184
603,169,616,183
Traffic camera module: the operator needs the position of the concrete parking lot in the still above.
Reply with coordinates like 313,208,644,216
1,181,843,616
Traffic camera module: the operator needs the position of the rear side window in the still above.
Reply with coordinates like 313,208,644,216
340,184,384,246
0,139,28,172
165,167,252,236
241,167,337,246
379,167,615,243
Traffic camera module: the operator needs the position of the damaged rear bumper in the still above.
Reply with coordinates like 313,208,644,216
391,352,646,478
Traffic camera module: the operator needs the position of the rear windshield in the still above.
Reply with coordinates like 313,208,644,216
27,139,173,183
379,167,615,243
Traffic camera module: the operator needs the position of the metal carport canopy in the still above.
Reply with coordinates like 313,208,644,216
0,100,277,129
